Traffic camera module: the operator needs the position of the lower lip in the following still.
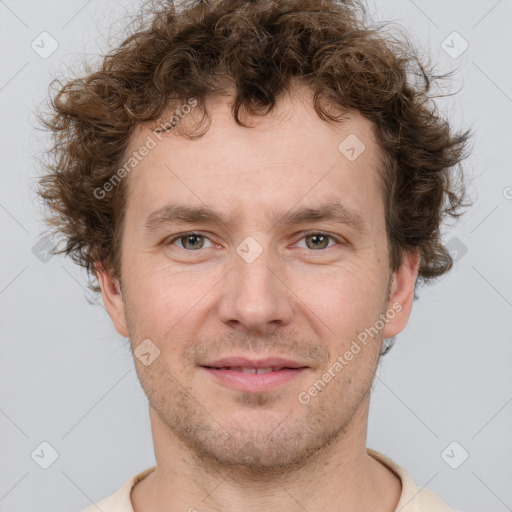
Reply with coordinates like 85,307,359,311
201,367,308,392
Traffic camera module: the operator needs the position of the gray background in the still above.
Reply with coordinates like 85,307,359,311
0,0,511,511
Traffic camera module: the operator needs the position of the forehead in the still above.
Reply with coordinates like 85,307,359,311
121,90,385,231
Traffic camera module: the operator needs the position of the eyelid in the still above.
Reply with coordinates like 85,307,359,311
165,230,345,249
293,230,345,250
296,230,345,244
165,231,216,248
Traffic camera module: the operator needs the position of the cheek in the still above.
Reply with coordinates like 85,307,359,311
125,261,217,339
123,233,389,342
287,259,388,352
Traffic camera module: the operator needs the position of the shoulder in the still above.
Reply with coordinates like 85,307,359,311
367,448,459,512
80,466,156,512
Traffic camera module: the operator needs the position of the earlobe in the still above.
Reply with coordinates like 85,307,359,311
95,262,129,338
382,249,420,339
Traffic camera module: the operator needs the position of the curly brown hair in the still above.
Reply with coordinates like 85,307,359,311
37,0,472,297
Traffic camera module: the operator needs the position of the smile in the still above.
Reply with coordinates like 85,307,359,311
201,366,308,392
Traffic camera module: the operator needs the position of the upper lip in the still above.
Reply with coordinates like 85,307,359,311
201,356,309,369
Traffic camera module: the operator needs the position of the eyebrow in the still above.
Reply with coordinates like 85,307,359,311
144,201,367,234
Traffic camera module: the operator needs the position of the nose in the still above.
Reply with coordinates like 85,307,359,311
216,244,294,335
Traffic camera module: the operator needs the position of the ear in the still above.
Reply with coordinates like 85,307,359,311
95,262,129,338
382,248,420,339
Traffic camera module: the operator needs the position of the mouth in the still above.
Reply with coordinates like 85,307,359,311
204,365,300,373
200,357,310,392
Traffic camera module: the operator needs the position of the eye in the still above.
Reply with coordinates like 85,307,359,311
167,232,214,250
165,231,342,252
296,232,340,251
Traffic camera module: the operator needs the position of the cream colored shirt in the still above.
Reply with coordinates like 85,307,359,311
81,448,459,512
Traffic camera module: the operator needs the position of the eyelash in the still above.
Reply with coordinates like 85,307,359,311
165,231,343,251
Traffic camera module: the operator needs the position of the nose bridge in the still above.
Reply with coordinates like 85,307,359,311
217,236,293,332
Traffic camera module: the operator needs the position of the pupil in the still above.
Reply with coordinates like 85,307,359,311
184,235,203,249
308,234,328,249
181,234,328,250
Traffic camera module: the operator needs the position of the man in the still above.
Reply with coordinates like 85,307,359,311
38,0,470,510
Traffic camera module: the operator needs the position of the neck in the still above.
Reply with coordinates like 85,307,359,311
131,396,402,512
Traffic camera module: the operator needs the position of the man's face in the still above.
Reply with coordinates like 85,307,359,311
99,89,417,474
